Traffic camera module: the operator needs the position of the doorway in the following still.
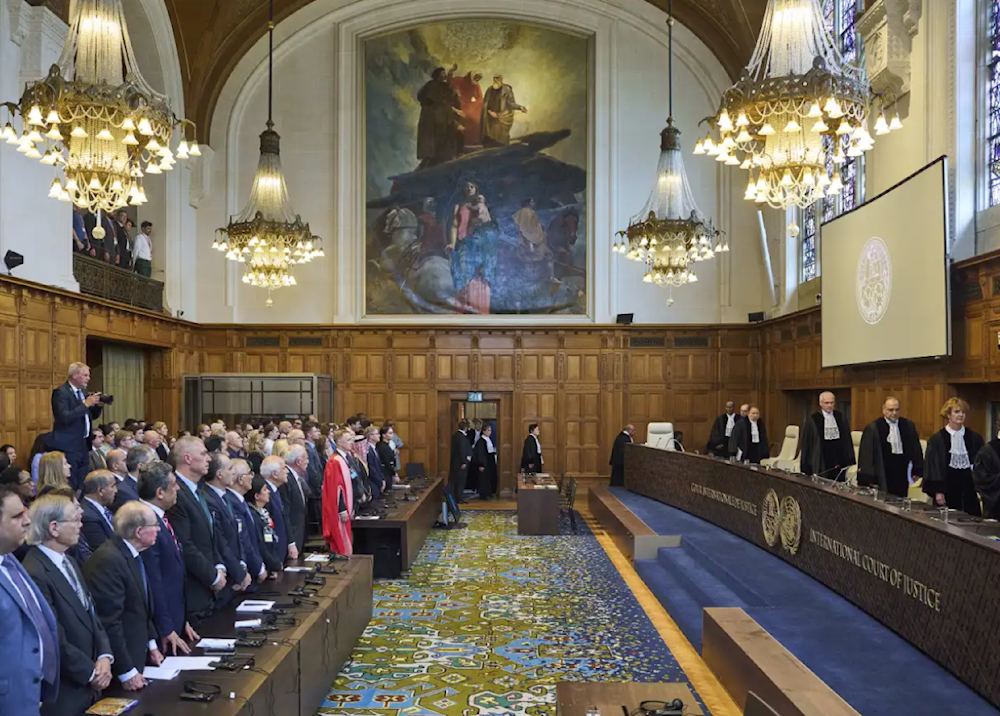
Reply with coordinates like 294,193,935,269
437,392,514,497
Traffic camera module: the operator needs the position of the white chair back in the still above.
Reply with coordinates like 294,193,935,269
645,422,676,451
762,425,798,469
851,430,863,463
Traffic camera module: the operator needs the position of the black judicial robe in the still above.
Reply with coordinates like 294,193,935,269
608,431,633,487
728,419,768,464
858,418,923,497
800,410,854,477
707,414,741,456
923,428,984,516
973,439,1000,519
473,436,498,498
521,436,542,473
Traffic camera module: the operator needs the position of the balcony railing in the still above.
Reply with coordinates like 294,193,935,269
73,253,164,312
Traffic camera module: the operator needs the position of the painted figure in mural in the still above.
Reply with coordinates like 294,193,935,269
416,67,465,168
417,197,447,261
481,75,528,147
546,208,581,280
450,70,484,149
448,180,498,314
514,197,552,268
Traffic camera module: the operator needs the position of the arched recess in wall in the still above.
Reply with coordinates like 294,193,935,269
118,0,190,313
206,0,734,323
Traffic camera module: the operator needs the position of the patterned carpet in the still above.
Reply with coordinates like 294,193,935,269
320,510,702,716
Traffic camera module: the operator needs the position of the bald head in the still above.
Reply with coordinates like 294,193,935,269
105,448,126,475
739,404,749,417
882,397,900,422
225,431,243,451
287,429,305,446
143,430,161,448
819,392,836,413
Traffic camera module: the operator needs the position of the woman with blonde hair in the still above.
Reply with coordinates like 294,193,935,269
923,397,984,515
271,438,290,459
247,429,268,475
37,451,72,497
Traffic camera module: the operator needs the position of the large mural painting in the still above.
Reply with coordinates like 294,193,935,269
364,21,589,316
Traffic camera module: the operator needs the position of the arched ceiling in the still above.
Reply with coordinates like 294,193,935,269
162,0,766,144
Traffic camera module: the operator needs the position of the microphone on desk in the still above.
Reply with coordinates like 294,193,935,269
667,438,685,453
813,465,850,482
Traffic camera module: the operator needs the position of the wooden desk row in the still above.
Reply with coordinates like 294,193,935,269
99,555,373,716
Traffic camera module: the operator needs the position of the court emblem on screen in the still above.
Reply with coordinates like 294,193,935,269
856,237,892,325
761,489,801,555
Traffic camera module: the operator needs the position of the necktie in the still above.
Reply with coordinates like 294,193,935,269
134,554,148,600
77,389,90,437
103,506,114,527
162,515,180,553
195,488,213,529
62,557,90,610
3,555,57,684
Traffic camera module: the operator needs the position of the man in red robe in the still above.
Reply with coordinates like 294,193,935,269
450,71,484,149
322,429,355,556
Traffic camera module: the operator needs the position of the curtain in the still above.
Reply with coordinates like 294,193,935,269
101,344,145,426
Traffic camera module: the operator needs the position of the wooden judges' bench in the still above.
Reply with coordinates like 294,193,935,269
352,476,445,577
624,444,1000,711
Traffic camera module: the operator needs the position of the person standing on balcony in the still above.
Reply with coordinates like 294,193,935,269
133,222,153,278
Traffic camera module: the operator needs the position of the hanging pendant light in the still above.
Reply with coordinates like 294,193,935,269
0,0,196,212
214,0,320,306
697,0,900,211
613,0,725,297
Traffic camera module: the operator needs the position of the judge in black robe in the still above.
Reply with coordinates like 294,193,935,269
923,398,983,516
449,421,473,502
973,435,1000,519
800,392,854,478
609,425,635,487
729,408,768,464
473,425,498,499
857,398,923,497
520,424,543,473
706,402,740,456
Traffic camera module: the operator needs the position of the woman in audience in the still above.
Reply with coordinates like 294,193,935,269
36,451,72,497
113,429,135,450
246,430,268,475
377,425,398,484
246,475,283,577
29,431,50,485
1,443,16,465
0,465,33,504
271,438,290,460
315,435,332,462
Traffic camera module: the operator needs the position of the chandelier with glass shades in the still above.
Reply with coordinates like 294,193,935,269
213,0,322,306
612,0,725,293
0,0,198,213
694,0,901,211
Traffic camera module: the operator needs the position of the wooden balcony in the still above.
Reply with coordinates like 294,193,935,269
72,253,165,313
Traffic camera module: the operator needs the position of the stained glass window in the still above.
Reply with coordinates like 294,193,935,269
988,0,1000,206
802,0,863,282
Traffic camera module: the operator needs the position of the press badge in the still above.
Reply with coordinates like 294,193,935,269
264,532,274,543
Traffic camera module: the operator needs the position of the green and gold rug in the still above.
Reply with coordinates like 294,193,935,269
321,511,701,716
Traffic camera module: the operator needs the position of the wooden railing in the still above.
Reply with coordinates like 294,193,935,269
72,253,165,312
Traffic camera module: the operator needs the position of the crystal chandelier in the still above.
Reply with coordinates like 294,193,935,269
612,0,725,295
695,0,900,212
0,0,197,213
213,0,321,306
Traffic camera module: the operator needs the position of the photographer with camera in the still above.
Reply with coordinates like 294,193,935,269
50,362,111,491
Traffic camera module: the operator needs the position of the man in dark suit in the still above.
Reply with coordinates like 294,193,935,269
261,456,294,562
364,428,387,499
608,424,635,487
303,420,326,493
201,453,250,606
114,445,155,512
137,460,200,655
81,471,118,550
88,429,108,472
450,419,473,503
83,501,163,691
0,485,60,715
166,437,226,624
23,494,113,715
50,362,104,490
521,423,543,473
226,459,266,588
280,446,310,557
113,209,132,269
144,430,169,463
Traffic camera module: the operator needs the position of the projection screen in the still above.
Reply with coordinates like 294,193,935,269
821,157,950,368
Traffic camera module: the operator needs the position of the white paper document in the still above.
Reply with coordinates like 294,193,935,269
235,619,262,629
143,666,179,680
283,566,312,572
304,553,330,562
158,656,218,671
236,600,275,613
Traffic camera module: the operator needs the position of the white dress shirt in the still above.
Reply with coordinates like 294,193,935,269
85,496,113,526
132,232,151,261
533,435,543,465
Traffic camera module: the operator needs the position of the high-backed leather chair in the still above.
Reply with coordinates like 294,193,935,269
762,425,799,469
645,423,676,451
